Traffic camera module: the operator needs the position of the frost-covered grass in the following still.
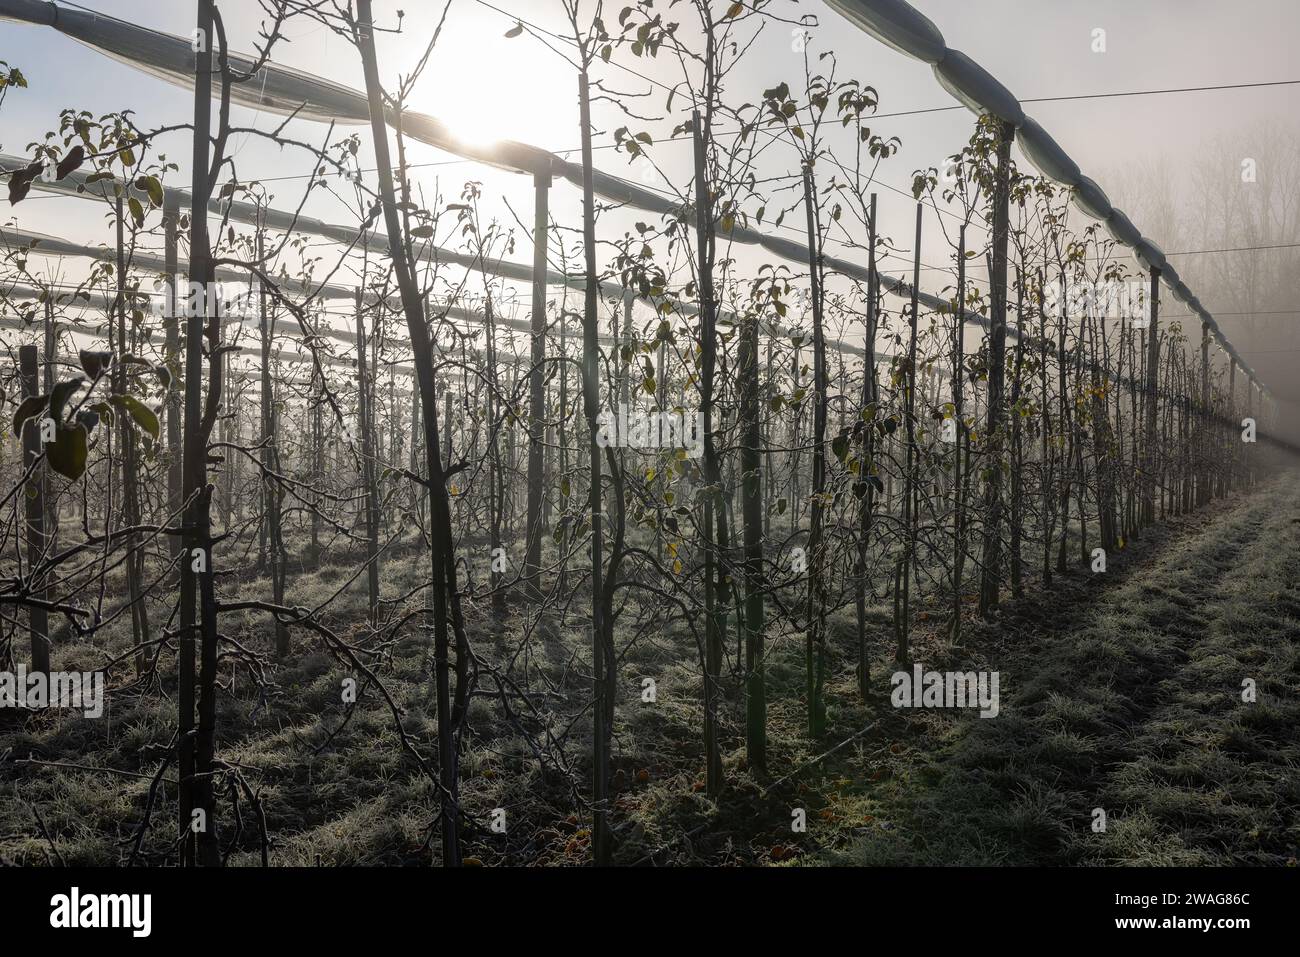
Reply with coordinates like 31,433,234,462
3,476,1297,865
829,474,1300,866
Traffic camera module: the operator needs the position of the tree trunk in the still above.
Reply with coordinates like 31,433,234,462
577,68,613,864
896,202,922,662
113,197,150,674
693,111,727,787
356,0,463,865
856,192,878,694
802,167,829,735
181,0,222,867
952,228,970,638
739,307,765,773
1009,266,1024,598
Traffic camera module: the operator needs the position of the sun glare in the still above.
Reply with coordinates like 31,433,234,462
420,22,572,152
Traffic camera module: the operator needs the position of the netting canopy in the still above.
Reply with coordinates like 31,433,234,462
0,0,1000,339
0,0,1262,389
824,0,1263,388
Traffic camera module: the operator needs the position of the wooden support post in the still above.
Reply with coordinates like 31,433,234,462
1245,378,1254,486
1198,321,1210,507
164,195,183,573
42,298,57,544
310,309,323,563
1228,359,1237,492
978,120,1014,616
355,287,380,627
739,278,765,773
260,227,288,655
950,224,968,643
523,169,550,600
1141,267,1161,527
20,345,50,676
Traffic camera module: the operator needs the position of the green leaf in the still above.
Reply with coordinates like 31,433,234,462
48,377,84,422
79,349,114,379
505,22,523,37
831,434,850,463
89,400,115,427
47,424,88,480
75,408,100,434
55,145,85,180
127,195,145,227
7,160,40,205
12,394,47,435
137,174,164,207
110,394,160,441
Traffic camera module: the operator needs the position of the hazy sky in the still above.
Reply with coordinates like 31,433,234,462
2,0,1298,402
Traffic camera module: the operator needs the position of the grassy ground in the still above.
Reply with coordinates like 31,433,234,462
825,473,1300,866
1,474,1296,865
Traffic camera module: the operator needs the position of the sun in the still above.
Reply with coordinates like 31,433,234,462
415,17,574,153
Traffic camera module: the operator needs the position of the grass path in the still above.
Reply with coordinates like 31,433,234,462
831,474,1300,866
